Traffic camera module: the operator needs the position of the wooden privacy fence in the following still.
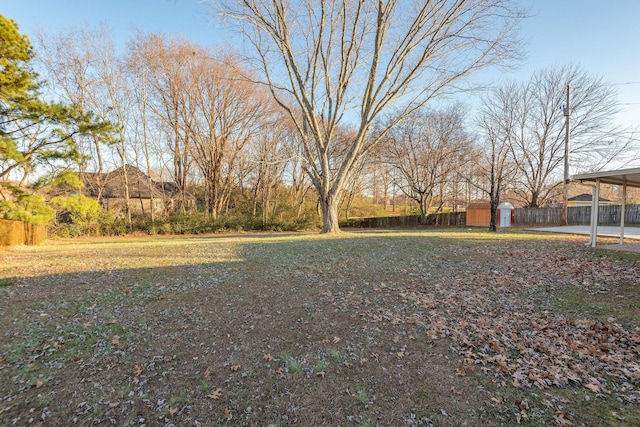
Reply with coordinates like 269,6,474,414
0,220,47,246
514,205,640,226
348,204,640,229
351,212,466,228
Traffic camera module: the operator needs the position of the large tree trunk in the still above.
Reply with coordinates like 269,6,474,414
320,193,341,234
489,199,498,232
489,176,501,232
419,195,430,225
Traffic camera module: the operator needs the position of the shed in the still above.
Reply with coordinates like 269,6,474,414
466,201,492,227
498,202,514,227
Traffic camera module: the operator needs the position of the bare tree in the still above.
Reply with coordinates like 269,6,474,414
217,0,524,233
384,106,468,223
90,37,135,225
37,25,135,224
284,128,314,219
247,112,292,225
128,34,195,213
505,65,633,207
473,82,519,231
181,50,273,219
35,26,112,202
127,54,158,222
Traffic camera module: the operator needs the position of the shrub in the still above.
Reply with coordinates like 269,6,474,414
49,194,115,236
0,194,55,225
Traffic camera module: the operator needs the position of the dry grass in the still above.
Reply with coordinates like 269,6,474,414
1,229,639,426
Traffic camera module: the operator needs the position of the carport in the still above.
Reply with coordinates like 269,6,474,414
572,167,640,247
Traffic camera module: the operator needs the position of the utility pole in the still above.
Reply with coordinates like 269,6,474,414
561,83,570,226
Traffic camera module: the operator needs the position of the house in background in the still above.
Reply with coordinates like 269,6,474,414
566,193,613,207
82,165,196,215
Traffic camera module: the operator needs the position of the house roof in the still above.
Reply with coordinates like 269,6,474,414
573,167,640,188
83,165,196,200
568,193,611,202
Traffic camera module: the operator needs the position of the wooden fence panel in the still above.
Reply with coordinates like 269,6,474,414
353,204,640,230
430,212,466,226
515,207,561,225
25,223,47,245
0,220,25,246
354,212,466,228
514,205,640,226
0,220,47,246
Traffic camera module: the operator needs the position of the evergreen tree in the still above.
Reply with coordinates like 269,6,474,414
0,14,114,190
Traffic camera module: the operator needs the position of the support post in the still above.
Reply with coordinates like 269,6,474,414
620,178,627,245
590,179,600,247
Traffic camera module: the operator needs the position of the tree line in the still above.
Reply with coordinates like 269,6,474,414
1,2,635,235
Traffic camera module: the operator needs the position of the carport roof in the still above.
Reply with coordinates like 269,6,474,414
572,167,640,188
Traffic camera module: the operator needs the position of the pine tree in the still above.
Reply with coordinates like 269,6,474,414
0,14,114,187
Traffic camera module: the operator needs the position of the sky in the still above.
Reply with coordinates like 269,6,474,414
4,0,640,132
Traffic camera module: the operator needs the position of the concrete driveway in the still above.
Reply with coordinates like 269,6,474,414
527,225,640,240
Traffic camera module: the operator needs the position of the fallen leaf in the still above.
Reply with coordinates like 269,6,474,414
343,361,353,368
111,335,120,346
262,353,273,362
35,380,43,389
612,411,625,421
553,410,573,426
316,371,325,378
230,364,241,372
134,365,143,376
224,407,232,419
584,378,611,394
204,368,211,378
332,336,341,343
585,383,600,393
168,407,178,417
276,367,284,375
207,388,222,400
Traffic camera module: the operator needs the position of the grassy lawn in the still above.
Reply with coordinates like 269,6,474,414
1,229,639,426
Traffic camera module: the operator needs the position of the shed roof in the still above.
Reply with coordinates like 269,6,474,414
467,201,491,210
572,167,640,188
